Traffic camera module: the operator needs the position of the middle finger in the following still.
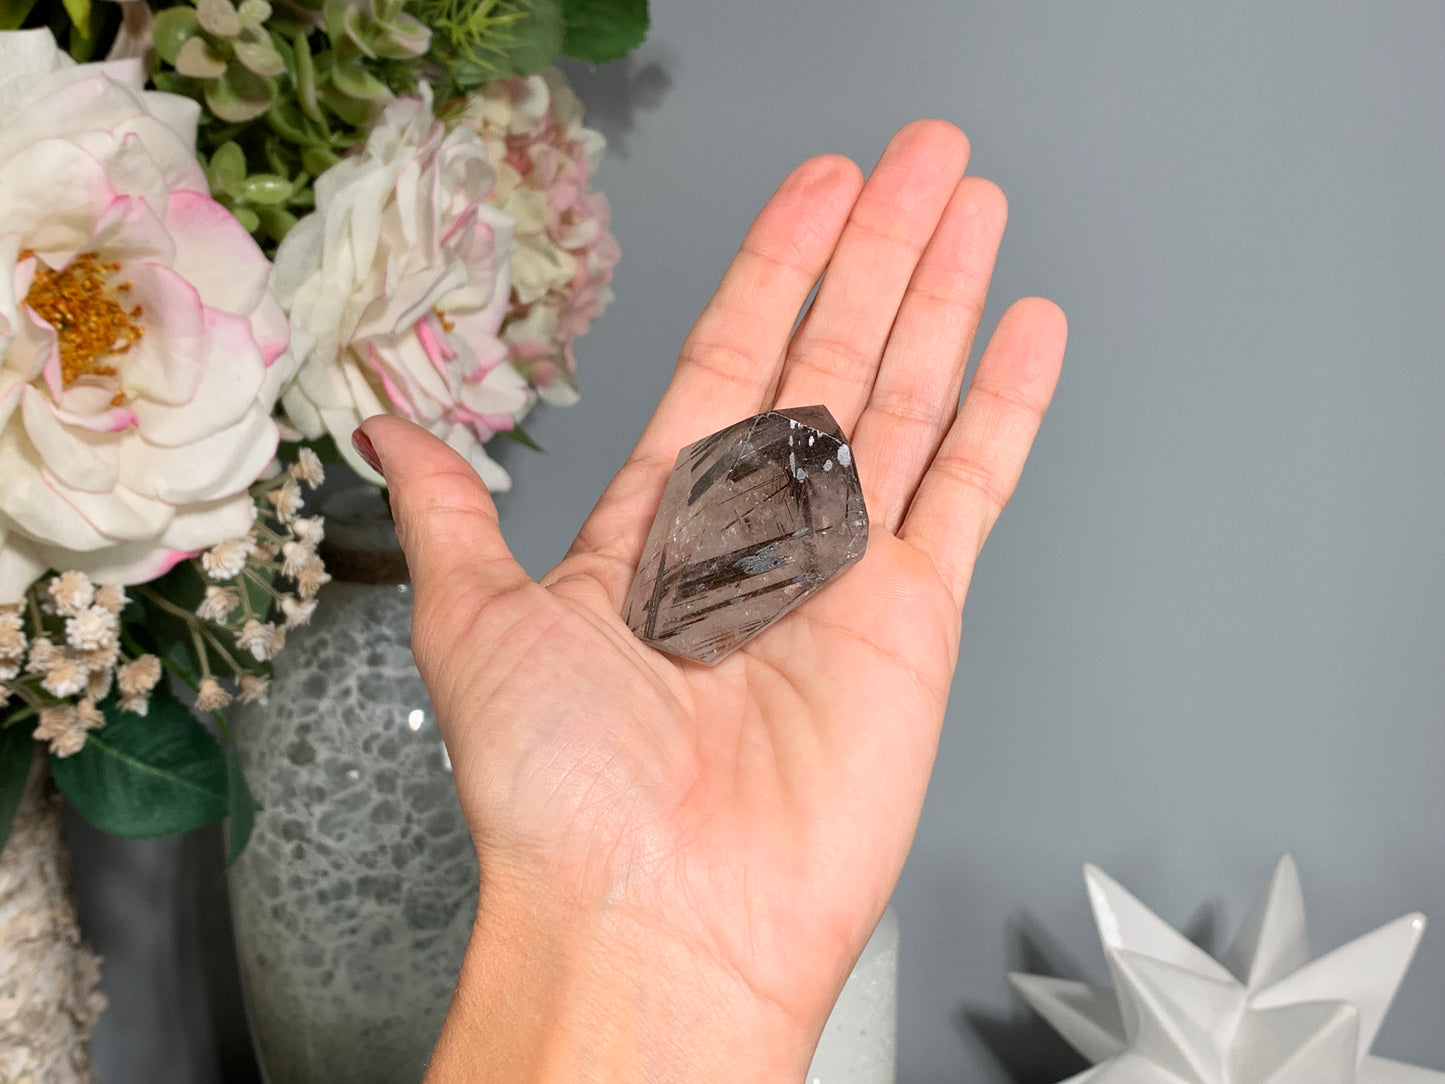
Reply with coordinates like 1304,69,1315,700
770,119,971,435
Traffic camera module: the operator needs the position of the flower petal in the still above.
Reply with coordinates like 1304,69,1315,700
29,537,192,587
158,492,254,550
20,383,120,493
0,139,115,256
129,307,264,446
116,261,207,406
45,475,173,541
0,427,110,550
0,524,47,604
121,406,275,503
166,189,271,316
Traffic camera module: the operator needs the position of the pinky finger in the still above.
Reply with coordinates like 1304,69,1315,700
899,297,1067,609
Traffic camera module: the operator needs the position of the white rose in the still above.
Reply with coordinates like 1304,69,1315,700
0,29,291,604
274,85,530,492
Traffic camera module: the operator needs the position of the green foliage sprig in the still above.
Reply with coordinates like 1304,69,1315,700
150,0,434,247
0,0,119,59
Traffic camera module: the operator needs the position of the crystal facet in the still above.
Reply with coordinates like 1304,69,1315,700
623,405,868,665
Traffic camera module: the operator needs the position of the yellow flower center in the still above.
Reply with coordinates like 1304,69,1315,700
21,251,143,403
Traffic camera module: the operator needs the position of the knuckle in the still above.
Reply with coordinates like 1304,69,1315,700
935,456,1012,514
869,384,946,429
674,340,768,392
789,333,874,382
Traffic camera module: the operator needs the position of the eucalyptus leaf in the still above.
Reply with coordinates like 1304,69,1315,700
196,0,241,37
301,143,340,176
239,172,294,204
318,81,376,126
560,0,647,63
208,140,248,197
233,33,286,77
206,64,276,122
0,722,35,855
265,94,314,143
175,35,228,78
329,56,389,100
292,29,322,119
51,688,229,838
257,205,299,242
152,6,201,64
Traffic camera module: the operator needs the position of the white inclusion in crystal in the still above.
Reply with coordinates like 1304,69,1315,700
809,434,816,445
345,768,360,781
837,444,852,467
794,466,808,481
440,743,453,773
406,708,424,732
823,459,834,471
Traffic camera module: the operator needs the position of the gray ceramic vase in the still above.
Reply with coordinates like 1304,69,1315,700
227,487,476,1083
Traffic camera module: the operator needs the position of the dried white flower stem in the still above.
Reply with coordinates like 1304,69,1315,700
134,587,247,678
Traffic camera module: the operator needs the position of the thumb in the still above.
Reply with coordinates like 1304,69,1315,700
352,416,529,609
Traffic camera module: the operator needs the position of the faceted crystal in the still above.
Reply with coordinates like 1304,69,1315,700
623,405,868,665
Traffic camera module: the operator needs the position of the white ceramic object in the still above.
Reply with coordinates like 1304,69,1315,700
1010,856,1444,1084
806,909,900,1084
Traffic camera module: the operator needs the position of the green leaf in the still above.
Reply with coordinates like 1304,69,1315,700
317,80,373,126
206,65,276,123
0,721,36,855
224,740,259,865
153,6,201,64
0,0,43,32
60,0,91,37
292,29,322,120
233,32,287,77
51,687,229,837
329,55,389,100
560,0,646,63
496,422,545,452
233,204,261,232
207,140,248,197
257,205,299,242
501,0,563,76
265,93,315,143
300,143,340,176
239,172,294,204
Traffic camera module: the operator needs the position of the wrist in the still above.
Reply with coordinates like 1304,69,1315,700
425,875,822,1083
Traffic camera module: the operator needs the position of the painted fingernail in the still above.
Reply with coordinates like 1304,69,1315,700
351,428,383,474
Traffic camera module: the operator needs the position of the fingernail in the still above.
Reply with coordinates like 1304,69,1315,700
351,428,383,475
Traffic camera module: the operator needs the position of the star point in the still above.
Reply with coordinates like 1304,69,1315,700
1012,858,1444,1084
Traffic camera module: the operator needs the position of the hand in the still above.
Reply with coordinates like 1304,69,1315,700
360,119,1067,1082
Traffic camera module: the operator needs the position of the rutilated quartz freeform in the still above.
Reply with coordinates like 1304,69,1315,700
622,405,868,664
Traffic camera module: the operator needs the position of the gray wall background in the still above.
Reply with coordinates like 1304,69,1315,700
66,2,1445,1081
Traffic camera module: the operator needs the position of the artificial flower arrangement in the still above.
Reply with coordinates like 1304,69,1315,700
0,0,641,861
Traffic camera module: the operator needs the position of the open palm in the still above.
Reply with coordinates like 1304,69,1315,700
363,120,1067,1078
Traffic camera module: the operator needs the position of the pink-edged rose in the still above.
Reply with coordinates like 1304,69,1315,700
458,67,620,406
0,29,291,604
274,85,529,491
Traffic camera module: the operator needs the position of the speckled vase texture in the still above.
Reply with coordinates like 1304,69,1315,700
227,579,476,1084
806,908,899,1084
